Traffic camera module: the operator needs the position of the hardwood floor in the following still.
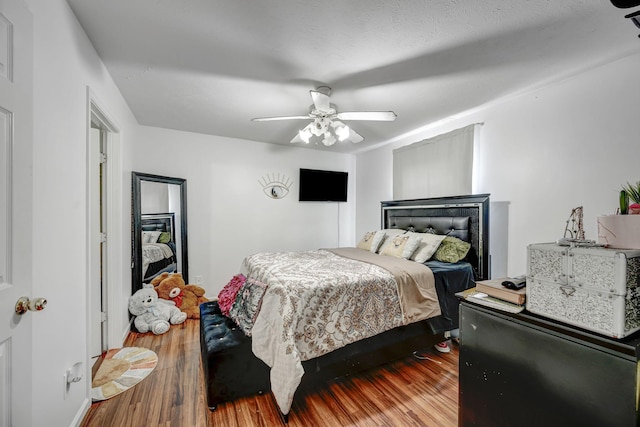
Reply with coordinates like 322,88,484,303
81,319,459,427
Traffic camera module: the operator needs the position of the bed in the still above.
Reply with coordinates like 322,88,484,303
141,213,178,283
206,194,490,419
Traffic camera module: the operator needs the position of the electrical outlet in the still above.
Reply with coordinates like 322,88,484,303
195,275,203,285
63,362,83,399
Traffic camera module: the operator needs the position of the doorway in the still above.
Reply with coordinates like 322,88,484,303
86,90,123,374
89,122,107,364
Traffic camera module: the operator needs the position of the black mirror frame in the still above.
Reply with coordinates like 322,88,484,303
131,172,188,293
611,0,640,8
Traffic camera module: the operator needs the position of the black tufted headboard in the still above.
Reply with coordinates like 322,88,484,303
381,194,490,280
141,213,176,242
387,215,471,242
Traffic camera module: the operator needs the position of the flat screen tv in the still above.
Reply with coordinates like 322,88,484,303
299,168,348,202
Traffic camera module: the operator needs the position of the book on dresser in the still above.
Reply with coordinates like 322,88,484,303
455,287,525,314
475,278,526,305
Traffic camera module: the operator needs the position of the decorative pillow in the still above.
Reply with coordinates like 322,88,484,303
433,236,471,263
379,234,421,259
382,228,406,236
229,278,268,336
374,228,407,252
356,230,386,253
157,231,171,244
217,274,246,316
407,232,447,263
142,230,162,243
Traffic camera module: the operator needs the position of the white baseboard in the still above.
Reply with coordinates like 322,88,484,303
70,397,91,427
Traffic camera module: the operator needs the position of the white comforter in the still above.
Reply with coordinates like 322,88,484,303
141,243,174,275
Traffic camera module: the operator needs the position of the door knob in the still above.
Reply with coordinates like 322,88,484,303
15,296,47,315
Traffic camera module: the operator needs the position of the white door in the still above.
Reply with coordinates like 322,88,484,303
0,0,34,426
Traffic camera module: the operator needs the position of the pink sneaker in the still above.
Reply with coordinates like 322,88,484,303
434,341,450,353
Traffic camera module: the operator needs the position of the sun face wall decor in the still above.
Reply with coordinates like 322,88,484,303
259,173,292,199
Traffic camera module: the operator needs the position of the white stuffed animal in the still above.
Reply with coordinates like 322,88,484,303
128,284,187,334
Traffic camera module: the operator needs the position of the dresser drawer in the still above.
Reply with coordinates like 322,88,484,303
526,278,636,338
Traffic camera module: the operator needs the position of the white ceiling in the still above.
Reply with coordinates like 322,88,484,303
66,0,638,154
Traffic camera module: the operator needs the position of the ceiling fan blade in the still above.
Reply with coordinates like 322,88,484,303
336,111,397,121
310,90,331,112
251,115,310,122
345,125,364,143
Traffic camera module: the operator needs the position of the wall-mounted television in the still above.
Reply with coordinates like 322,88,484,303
299,168,348,202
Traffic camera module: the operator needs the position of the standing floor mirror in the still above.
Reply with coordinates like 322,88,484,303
132,172,188,293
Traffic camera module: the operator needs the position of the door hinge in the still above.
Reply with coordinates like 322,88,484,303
101,311,107,322
99,152,107,164
100,232,107,243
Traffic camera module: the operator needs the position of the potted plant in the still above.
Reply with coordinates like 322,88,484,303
621,181,640,214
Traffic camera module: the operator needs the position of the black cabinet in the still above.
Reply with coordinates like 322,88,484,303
459,302,640,427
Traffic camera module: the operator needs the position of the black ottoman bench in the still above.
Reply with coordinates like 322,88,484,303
199,301,271,410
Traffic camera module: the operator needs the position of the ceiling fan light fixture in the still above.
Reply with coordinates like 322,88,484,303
311,118,329,136
331,122,350,141
299,127,312,143
322,132,336,146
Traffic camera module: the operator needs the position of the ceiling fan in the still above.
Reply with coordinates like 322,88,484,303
251,86,397,146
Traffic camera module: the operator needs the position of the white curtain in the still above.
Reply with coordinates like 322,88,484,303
393,124,476,200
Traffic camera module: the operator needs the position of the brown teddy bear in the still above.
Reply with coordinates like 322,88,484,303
150,272,208,319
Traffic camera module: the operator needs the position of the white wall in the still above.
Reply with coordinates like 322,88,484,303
131,126,356,297
26,0,138,425
356,53,640,277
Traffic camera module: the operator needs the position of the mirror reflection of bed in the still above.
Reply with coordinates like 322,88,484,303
141,213,178,283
